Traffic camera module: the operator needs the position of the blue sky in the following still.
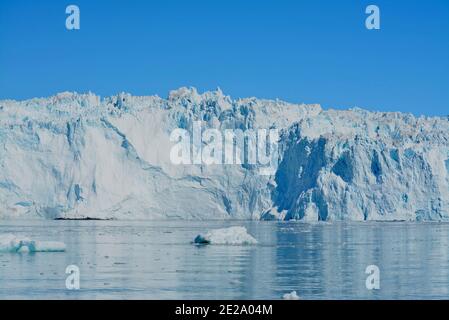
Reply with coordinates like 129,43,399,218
0,0,448,115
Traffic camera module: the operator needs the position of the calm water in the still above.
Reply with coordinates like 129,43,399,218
1,220,449,300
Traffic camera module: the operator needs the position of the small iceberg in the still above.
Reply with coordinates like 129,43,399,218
282,291,300,300
0,234,66,253
194,226,258,245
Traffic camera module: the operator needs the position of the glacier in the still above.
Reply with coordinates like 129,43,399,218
0,87,448,221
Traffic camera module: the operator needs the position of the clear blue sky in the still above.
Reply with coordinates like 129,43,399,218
0,0,448,115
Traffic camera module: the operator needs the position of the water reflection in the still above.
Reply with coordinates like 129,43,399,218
0,220,448,299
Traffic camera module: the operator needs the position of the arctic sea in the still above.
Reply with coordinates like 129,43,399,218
0,220,448,300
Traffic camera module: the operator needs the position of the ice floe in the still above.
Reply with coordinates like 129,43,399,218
0,234,66,253
282,291,300,300
194,226,257,245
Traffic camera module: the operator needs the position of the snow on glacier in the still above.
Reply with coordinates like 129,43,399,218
0,87,448,221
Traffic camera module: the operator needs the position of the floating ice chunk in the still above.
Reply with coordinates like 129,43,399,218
194,226,257,245
31,241,66,252
282,291,300,300
0,234,66,253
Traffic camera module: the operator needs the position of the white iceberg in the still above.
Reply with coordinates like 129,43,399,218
282,291,300,300
194,226,258,245
0,234,66,253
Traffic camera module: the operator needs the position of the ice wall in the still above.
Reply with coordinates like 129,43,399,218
1,88,448,221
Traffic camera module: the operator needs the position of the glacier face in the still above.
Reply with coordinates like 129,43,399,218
0,87,448,221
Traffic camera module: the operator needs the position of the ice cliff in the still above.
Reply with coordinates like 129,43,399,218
1,87,448,221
